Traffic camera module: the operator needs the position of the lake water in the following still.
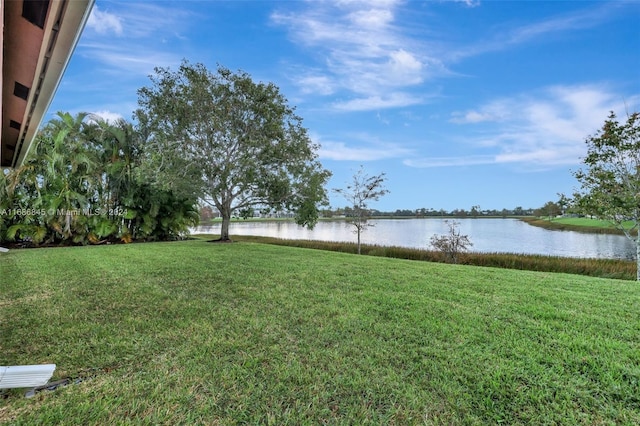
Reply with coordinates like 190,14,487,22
193,218,637,260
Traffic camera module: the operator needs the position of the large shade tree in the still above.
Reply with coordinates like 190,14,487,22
135,61,331,241
573,111,640,280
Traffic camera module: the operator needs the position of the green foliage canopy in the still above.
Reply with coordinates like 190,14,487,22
0,112,198,246
135,61,331,240
573,111,640,280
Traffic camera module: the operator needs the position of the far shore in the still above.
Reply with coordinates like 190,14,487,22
521,216,636,236
198,215,633,236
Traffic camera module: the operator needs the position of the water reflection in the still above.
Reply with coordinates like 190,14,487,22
194,218,636,260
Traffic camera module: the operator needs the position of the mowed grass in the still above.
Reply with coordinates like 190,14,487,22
232,235,637,280
553,217,621,228
1,240,639,425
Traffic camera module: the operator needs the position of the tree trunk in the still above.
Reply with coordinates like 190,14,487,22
357,228,361,255
220,211,231,241
636,236,639,281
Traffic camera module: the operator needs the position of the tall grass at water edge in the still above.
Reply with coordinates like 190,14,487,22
231,235,636,280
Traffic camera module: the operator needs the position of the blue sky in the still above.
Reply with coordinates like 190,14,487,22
48,0,640,212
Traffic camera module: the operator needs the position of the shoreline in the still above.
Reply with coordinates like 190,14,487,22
199,215,633,237
519,217,634,236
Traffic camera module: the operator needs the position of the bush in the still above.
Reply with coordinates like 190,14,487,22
429,220,473,264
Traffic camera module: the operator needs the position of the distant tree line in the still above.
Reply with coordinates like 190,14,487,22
316,206,535,219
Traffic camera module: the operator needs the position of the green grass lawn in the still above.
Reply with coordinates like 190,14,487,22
553,217,618,228
1,240,639,424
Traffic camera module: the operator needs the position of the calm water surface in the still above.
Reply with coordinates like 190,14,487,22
194,218,636,260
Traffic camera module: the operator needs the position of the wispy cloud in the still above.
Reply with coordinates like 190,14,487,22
271,0,439,110
507,6,612,44
79,41,182,76
86,5,123,35
80,3,191,76
332,93,423,111
315,133,413,161
404,155,493,168
86,3,191,39
64,2,197,122
89,110,125,124
450,101,510,124
450,0,481,8
408,85,638,169
271,1,624,112
296,74,336,96
448,3,624,61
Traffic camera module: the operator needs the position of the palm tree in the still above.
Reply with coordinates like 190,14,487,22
33,112,97,243
4,111,199,245
1,164,47,244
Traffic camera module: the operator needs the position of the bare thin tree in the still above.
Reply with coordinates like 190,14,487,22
334,166,389,254
430,220,473,264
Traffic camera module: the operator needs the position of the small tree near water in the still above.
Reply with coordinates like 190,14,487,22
334,166,389,254
430,220,473,264
572,111,640,280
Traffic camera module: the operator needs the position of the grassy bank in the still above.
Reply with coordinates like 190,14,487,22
231,235,636,281
521,217,637,236
1,240,639,424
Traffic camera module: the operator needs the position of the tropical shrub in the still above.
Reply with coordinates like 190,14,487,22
0,112,198,246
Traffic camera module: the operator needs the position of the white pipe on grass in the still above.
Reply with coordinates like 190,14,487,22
0,365,56,389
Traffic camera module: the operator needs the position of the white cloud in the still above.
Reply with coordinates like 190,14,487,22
296,75,336,96
79,3,191,77
404,155,494,168
89,110,125,124
314,133,412,161
451,0,481,8
274,0,614,103
275,0,613,110
272,1,436,110
508,7,610,45
79,42,181,76
348,8,394,28
448,3,620,62
478,86,626,167
320,141,394,161
113,3,192,39
494,148,578,166
387,49,423,85
450,99,513,124
87,6,123,35
450,110,497,124
333,93,423,111
410,84,638,169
